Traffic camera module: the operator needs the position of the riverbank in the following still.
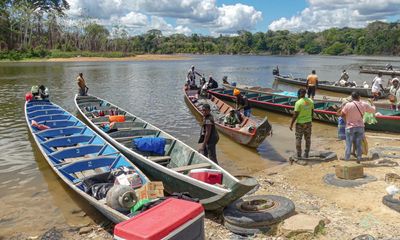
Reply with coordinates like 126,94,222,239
5,131,399,240
0,54,191,63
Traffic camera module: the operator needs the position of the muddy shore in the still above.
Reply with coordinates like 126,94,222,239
5,132,400,240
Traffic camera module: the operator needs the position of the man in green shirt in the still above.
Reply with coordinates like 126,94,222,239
290,88,314,158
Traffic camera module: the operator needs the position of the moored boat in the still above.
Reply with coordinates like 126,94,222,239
184,87,272,148
74,94,257,210
359,66,400,76
25,99,150,223
274,75,375,97
208,88,400,133
223,83,392,108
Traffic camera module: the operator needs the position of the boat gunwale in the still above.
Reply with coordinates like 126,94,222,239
74,94,236,195
209,89,400,121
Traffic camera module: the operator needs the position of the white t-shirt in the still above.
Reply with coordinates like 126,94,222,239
371,77,382,93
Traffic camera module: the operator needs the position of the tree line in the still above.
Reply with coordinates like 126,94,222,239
1,1,400,60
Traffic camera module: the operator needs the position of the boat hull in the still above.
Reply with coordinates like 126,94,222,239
24,100,147,224
209,89,400,133
360,69,400,76
74,95,257,211
183,89,270,148
275,75,373,97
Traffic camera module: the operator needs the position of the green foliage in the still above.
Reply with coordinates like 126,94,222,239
323,42,347,55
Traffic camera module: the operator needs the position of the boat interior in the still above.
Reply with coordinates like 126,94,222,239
214,89,400,116
186,89,252,130
26,100,148,204
75,95,236,188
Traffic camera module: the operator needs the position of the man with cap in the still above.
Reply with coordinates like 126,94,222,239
199,103,219,164
234,88,251,117
290,88,314,158
187,65,201,89
224,109,240,128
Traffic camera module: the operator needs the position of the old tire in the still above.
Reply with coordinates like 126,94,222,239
323,173,377,188
382,195,400,213
234,175,260,195
223,195,295,227
224,221,270,236
352,234,375,240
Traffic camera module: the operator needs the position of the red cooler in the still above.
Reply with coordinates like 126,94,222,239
189,169,223,185
114,198,205,240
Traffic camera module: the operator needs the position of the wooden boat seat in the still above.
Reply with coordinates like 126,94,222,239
37,126,84,138
220,105,230,114
171,163,212,172
28,109,65,118
50,144,104,160
43,135,93,148
27,105,59,112
39,120,76,128
147,156,171,163
31,114,69,122
240,118,249,127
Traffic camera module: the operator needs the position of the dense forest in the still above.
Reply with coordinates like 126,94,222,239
1,0,400,60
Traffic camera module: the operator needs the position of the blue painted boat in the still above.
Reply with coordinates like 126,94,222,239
25,99,150,223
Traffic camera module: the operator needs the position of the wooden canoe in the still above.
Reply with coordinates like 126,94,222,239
222,83,392,109
359,66,400,76
208,88,400,133
74,95,257,210
183,88,271,148
25,99,150,223
274,75,375,97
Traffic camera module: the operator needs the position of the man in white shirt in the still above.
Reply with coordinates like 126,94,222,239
371,72,385,101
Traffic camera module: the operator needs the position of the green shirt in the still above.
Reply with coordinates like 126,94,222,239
294,98,314,124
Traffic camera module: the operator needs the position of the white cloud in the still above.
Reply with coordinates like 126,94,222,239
119,12,148,28
269,0,400,32
212,3,262,35
65,0,262,36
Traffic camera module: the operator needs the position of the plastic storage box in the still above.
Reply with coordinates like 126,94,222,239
189,168,223,185
114,198,205,240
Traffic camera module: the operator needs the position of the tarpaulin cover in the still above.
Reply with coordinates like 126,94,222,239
133,137,166,155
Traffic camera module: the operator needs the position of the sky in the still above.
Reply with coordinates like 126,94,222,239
65,0,400,36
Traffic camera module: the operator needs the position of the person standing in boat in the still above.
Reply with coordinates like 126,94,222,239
371,72,385,101
340,92,376,163
199,104,219,164
389,78,400,111
187,65,201,89
290,88,314,158
338,70,349,86
76,73,88,96
234,89,251,117
306,70,318,99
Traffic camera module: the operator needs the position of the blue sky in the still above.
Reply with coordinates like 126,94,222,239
66,0,400,36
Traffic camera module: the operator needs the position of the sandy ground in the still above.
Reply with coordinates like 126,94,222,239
30,54,191,62
3,133,400,240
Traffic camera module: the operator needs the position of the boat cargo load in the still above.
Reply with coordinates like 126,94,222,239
114,198,205,240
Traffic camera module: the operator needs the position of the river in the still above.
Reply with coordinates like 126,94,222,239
0,55,399,237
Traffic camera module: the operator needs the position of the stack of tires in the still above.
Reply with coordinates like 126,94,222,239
223,195,295,235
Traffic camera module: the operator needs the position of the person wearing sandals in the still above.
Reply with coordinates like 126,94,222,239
340,92,376,163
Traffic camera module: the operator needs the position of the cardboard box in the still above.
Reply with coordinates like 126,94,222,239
335,163,364,180
136,182,164,200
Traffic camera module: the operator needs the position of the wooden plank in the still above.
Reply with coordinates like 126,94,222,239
147,156,171,162
74,171,85,179
82,170,97,178
171,163,212,172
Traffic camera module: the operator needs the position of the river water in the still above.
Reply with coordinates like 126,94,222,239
0,55,399,237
